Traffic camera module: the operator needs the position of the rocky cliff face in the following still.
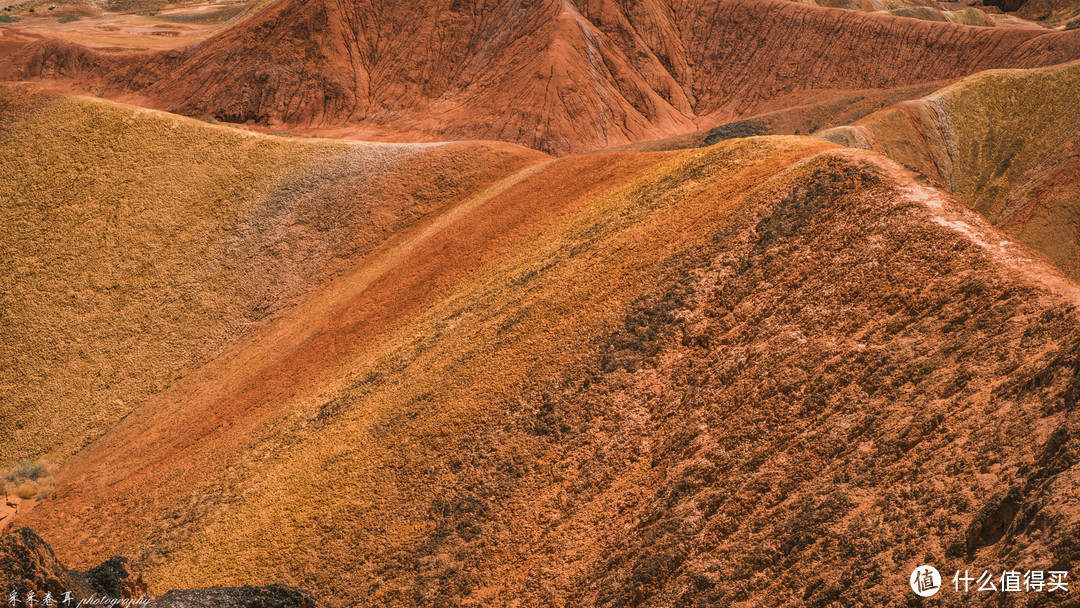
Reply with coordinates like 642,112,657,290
4,0,1080,152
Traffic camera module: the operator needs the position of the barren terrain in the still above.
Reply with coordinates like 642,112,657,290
6,0,1080,152
2,0,1080,606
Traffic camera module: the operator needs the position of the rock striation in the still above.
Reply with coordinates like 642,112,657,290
4,0,1080,152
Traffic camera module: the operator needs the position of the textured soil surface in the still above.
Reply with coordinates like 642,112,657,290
2,84,1080,606
818,59,1080,283
4,0,1080,605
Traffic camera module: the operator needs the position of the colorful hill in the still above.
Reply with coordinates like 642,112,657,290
5,0,1080,152
0,82,546,469
4,0,1080,603
818,59,1080,283
2,84,1080,607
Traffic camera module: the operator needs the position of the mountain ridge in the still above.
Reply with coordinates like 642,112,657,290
6,0,1080,152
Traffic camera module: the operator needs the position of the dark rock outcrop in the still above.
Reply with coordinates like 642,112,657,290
0,528,322,608
147,585,324,608
0,527,145,599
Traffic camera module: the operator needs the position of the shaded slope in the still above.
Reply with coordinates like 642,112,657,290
1,0,700,153
1018,0,1080,28
818,60,1080,282
5,0,1080,152
0,82,547,466
1,526,321,607
5,90,1079,608
0,527,146,600
616,81,948,152
791,0,1026,27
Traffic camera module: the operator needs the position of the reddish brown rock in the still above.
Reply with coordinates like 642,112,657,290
0,527,147,600
4,0,1080,152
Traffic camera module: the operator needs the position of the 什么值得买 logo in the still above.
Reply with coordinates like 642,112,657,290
909,565,1070,596
910,565,941,597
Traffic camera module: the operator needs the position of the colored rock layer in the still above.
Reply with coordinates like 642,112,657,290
5,0,1080,152
818,60,1080,283
3,84,1080,606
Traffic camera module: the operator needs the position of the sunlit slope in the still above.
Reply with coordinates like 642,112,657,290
18,132,838,584
0,84,547,467
14,109,1080,608
791,0,1007,26
818,60,1080,281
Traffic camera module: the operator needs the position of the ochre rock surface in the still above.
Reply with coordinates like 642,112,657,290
4,87,1080,607
818,60,1080,283
5,0,1080,152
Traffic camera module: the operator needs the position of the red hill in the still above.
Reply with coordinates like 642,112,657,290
5,0,1080,152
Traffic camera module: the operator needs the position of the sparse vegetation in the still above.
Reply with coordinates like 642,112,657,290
58,15,81,23
0,14,21,23
2,6,1080,602
2,458,59,500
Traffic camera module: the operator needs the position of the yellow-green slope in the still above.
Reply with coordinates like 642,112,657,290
0,83,546,467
